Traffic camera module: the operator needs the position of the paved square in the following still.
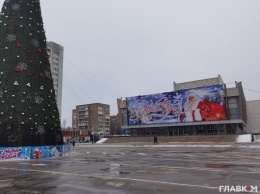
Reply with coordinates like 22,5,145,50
0,143,260,194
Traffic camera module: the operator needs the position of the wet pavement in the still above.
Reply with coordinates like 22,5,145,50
0,142,260,194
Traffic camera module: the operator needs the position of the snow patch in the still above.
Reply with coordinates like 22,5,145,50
236,134,251,142
96,138,108,144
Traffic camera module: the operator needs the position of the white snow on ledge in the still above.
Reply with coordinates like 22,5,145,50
95,135,260,144
96,138,108,144
236,134,260,143
236,134,251,142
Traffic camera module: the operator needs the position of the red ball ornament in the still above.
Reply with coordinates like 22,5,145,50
39,72,44,77
28,73,32,76
29,60,33,63
16,42,21,47
15,66,21,72
11,19,14,22
27,50,31,53
46,55,50,59
50,78,54,82
9,27,12,30
37,48,42,53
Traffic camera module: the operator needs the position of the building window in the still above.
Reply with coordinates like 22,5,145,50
228,97,239,119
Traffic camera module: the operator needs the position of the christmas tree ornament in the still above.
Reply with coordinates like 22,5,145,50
12,4,20,10
6,34,16,41
32,39,39,47
18,62,28,71
16,42,21,47
8,134,17,143
14,66,21,72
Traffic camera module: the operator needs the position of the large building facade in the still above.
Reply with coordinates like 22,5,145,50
47,41,64,116
72,103,110,139
244,100,260,134
118,75,249,136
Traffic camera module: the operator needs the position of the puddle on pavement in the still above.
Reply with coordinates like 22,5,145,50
100,163,130,175
0,167,30,173
107,181,125,187
206,164,230,168
31,164,47,166
119,171,130,175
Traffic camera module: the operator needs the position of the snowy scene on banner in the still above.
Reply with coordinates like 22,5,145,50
127,85,227,125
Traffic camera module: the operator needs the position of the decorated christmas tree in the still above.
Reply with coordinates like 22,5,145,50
0,0,63,146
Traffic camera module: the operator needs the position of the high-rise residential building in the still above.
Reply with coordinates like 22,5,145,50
72,103,110,137
110,114,121,135
47,41,64,116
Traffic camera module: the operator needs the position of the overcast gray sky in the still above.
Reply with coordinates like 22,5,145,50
1,0,260,127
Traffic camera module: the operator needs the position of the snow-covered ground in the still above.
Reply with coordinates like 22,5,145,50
96,138,108,144
95,135,260,144
236,134,260,143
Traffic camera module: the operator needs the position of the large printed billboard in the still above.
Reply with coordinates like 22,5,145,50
127,85,227,125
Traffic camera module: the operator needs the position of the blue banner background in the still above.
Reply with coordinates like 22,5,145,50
127,85,226,125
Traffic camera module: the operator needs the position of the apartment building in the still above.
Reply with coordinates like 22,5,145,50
110,114,122,135
47,41,64,116
72,103,110,138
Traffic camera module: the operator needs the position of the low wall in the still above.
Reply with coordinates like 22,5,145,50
0,144,71,161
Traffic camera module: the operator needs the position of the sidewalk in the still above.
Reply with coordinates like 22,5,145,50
75,141,260,148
